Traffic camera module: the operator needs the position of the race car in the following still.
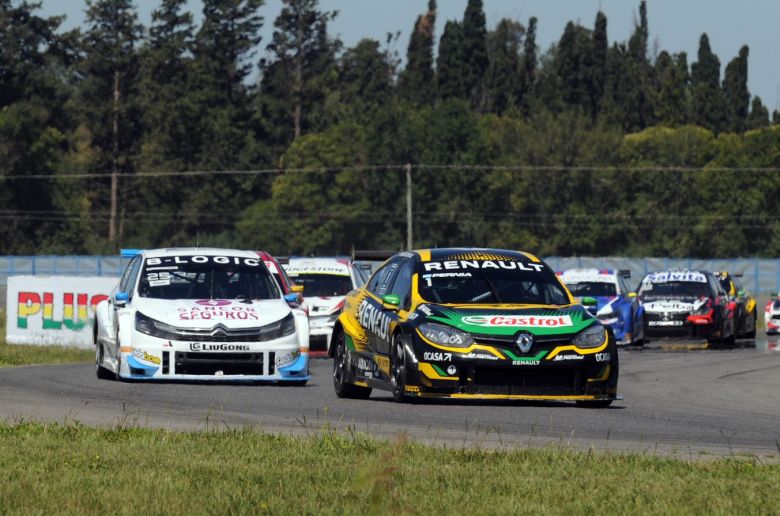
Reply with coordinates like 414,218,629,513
764,294,780,335
284,257,366,354
715,271,757,338
330,248,619,406
257,251,305,309
638,270,735,345
557,268,644,345
93,248,310,383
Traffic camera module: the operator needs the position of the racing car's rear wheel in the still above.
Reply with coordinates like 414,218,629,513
746,309,757,339
332,332,371,399
391,334,409,403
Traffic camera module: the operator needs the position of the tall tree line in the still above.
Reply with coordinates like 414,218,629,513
0,0,776,257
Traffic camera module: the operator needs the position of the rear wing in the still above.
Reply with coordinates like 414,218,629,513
120,249,144,258
352,250,399,262
619,269,631,278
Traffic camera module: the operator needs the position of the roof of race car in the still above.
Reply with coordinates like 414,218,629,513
557,268,617,283
141,248,261,259
412,248,542,263
285,256,352,275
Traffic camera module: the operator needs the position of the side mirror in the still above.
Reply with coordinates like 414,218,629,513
628,292,637,298
772,292,778,298
284,293,299,305
581,296,597,307
114,291,129,307
290,284,304,294
737,290,745,298
382,294,401,311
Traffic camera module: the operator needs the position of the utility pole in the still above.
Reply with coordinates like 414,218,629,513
405,163,413,250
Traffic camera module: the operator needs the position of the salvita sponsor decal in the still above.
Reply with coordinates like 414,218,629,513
462,315,573,328
358,299,391,340
643,271,706,285
423,260,544,272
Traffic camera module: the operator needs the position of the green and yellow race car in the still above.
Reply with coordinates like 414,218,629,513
715,271,757,338
330,248,619,406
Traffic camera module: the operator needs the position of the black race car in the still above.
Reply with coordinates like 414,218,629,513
330,248,619,406
638,270,736,345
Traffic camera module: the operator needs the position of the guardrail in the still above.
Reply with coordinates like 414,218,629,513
1,255,779,294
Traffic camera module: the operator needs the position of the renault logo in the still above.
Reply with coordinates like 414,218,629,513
515,332,534,354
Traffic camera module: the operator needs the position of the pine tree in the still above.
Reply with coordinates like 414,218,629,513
555,21,594,113
78,0,144,243
690,33,725,132
260,0,339,146
337,39,393,117
723,45,750,133
437,20,465,100
461,0,488,109
483,18,523,115
656,51,689,126
747,96,769,129
591,12,608,116
398,0,436,104
517,16,537,115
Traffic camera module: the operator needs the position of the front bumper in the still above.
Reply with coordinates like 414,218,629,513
308,317,336,353
119,331,309,382
401,331,619,400
644,312,717,339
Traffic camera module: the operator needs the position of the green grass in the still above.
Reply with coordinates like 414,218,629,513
0,309,94,367
0,422,777,515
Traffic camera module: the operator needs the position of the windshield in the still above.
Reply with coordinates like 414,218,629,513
418,262,570,305
566,282,617,297
638,280,710,299
293,274,353,297
139,256,280,300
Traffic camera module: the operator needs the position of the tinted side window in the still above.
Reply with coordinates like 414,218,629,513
119,256,140,293
368,261,399,296
387,260,414,310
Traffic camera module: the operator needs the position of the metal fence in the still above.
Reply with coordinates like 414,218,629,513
2,255,780,306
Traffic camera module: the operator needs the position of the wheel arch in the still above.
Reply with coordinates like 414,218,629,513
329,321,344,358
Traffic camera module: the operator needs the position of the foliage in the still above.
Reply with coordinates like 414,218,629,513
0,0,777,258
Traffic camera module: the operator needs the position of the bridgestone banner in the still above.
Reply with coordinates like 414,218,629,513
5,275,117,348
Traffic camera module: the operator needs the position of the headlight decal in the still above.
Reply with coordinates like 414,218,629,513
546,326,608,360
415,326,505,359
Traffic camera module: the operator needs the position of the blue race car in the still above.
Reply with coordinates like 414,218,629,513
557,268,644,346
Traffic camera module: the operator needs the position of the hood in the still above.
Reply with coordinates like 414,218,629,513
306,295,345,316
419,304,597,337
134,298,291,329
642,298,707,314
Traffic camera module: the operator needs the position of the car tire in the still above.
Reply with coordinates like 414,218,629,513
746,309,757,339
332,332,371,399
95,342,114,380
576,399,613,408
391,333,409,403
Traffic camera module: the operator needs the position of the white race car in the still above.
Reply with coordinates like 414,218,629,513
765,294,780,334
93,248,309,383
284,257,366,354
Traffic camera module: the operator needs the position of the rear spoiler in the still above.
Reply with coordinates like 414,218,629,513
120,249,144,258
619,269,631,278
352,250,399,262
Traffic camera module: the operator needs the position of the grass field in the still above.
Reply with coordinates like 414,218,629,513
0,309,94,367
0,422,777,515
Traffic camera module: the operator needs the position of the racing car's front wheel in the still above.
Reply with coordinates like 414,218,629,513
95,342,114,380
391,333,409,403
332,332,371,399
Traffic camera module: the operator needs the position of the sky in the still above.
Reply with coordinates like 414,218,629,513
39,0,780,109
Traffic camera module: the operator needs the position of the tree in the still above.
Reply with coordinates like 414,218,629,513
591,12,608,116
723,45,750,133
437,20,465,100
398,0,436,104
517,16,537,115
656,51,689,126
78,0,144,243
334,39,394,120
461,0,488,109
748,96,769,129
690,33,724,132
555,22,594,114
483,19,523,115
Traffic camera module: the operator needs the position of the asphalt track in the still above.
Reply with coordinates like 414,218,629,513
1,338,779,459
